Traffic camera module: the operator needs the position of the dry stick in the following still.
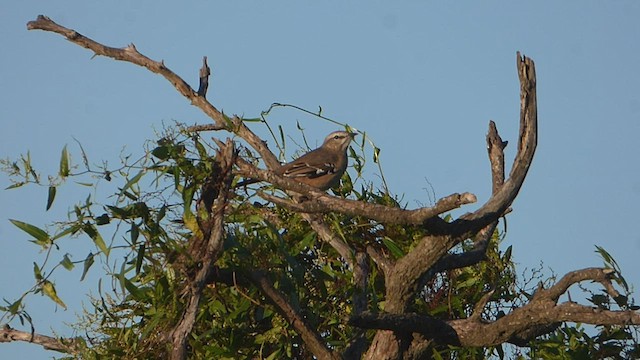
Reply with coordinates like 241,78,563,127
0,325,79,354
27,15,280,170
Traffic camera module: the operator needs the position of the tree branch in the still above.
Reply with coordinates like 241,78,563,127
26,15,280,170
236,158,476,226
0,325,79,354
351,267,640,348
457,53,537,231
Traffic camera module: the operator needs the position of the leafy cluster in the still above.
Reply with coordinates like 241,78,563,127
1,122,638,359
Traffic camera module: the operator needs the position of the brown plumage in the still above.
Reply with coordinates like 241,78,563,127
274,130,356,190
239,130,356,191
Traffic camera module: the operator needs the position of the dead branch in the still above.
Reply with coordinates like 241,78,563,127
0,325,79,354
351,268,640,348
27,15,280,170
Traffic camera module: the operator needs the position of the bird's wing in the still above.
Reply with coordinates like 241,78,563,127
282,161,336,179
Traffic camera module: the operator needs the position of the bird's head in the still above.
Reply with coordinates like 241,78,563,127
322,130,357,152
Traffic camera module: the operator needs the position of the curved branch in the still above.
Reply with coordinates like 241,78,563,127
456,53,537,232
26,15,280,170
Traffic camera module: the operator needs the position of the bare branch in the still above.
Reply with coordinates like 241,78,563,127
197,56,210,97
26,15,280,170
535,267,620,302
457,53,537,231
0,325,79,354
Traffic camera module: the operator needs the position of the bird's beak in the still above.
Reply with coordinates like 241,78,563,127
349,132,358,139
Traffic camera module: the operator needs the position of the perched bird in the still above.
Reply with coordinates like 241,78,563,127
241,130,356,191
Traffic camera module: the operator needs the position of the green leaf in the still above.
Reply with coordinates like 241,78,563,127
59,145,70,177
135,244,145,275
95,213,110,225
41,280,67,309
83,223,109,256
151,145,170,160
46,186,56,211
123,277,145,300
120,171,144,197
5,182,25,190
503,245,512,263
52,224,81,241
80,253,94,281
10,219,49,244
33,262,43,281
130,223,140,245
382,237,405,258
373,146,381,163
195,139,208,159
60,254,74,271
7,298,22,314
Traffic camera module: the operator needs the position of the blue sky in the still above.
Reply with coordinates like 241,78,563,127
2,2,639,358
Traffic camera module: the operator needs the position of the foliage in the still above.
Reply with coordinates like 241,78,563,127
1,118,638,359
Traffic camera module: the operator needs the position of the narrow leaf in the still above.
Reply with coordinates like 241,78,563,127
59,145,70,177
80,253,94,281
5,182,25,190
46,186,56,211
120,171,144,196
33,262,43,281
10,219,49,243
135,244,145,274
382,237,405,258
83,224,109,256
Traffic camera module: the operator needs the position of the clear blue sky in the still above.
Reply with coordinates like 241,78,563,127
2,2,639,358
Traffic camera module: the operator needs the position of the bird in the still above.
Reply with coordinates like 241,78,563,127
240,130,357,191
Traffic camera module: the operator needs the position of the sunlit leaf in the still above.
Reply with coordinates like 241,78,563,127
373,146,381,163
33,262,43,281
10,219,49,244
382,237,405,258
60,254,74,271
59,145,70,178
41,280,67,309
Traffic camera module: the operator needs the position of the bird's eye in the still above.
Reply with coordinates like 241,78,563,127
334,135,341,139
